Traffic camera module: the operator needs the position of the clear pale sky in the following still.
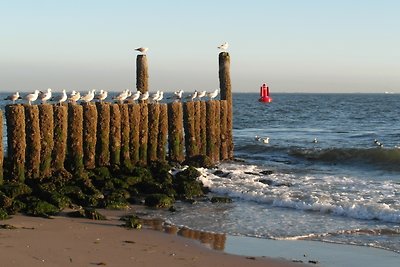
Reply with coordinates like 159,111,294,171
1,0,399,93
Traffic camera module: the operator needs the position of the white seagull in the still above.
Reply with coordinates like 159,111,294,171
53,89,68,105
135,47,148,54
140,91,149,102
4,92,21,104
172,89,184,101
197,90,207,100
39,88,52,103
69,90,81,103
95,90,108,102
80,89,95,104
155,91,164,103
113,89,129,104
186,90,198,101
218,42,229,51
130,91,141,102
150,90,160,102
262,137,270,144
207,89,219,100
24,90,40,105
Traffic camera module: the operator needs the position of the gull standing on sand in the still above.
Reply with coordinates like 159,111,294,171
113,89,129,104
130,91,141,102
140,91,149,102
95,90,108,102
69,90,81,103
135,47,148,54
207,89,219,100
40,88,52,104
218,42,229,51
4,92,21,104
24,90,40,105
80,89,95,104
196,90,207,101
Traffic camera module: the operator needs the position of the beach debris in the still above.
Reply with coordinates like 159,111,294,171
308,260,320,264
120,214,142,229
245,256,256,260
123,240,136,244
0,224,17,230
67,208,107,220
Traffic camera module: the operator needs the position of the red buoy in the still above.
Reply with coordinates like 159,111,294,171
259,83,272,103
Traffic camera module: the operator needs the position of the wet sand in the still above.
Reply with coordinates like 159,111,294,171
0,213,308,267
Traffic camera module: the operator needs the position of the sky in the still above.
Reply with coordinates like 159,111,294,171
1,0,399,93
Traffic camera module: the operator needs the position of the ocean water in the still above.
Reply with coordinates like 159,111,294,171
1,92,400,255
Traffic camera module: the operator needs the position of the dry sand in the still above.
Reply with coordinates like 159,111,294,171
0,211,309,267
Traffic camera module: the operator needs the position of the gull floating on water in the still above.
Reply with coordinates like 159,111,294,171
254,135,261,141
262,137,270,144
207,89,219,100
218,42,229,51
25,90,40,105
95,90,108,102
313,138,318,143
39,88,52,104
80,89,95,104
4,92,21,104
135,47,148,54
374,139,383,148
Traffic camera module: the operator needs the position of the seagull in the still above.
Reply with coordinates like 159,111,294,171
374,139,383,147
4,92,21,104
218,42,229,51
186,90,198,101
130,91,141,102
95,90,108,102
207,89,219,100
39,88,52,103
171,89,184,101
262,137,270,144
312,138,318,143
150,90,160,102
254,135,261,141
69,90,80,103
80,89,95,104
197,90,207,100
155,91,164,103
24,90,40,105
135,47,148,54
113,89,130,104
52,89,68,105
140,91,149,102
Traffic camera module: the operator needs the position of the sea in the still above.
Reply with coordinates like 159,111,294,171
1,92,400,262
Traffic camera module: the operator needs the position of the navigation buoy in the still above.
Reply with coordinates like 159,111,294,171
259,83,272,103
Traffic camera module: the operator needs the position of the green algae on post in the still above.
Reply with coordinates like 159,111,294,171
157,104,168,162
38,104,54,178
110,104,121,166
96,102,110,167
67,104,84,174
82,104,98,169
24,105,41,180
52,105,68,171
147,103,160,163
168,102,184,163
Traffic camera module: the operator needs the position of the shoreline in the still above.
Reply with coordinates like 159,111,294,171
0,212,308,267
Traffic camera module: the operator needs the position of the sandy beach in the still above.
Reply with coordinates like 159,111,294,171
0,211,308,267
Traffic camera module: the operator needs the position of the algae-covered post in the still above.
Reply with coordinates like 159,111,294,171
214,100,221,161
82,104,97,169
24,105,41,179
183,101,198,158
5,105,26,182
67,104,84,174
199,101,207,156
139,103,149,165
206,101,218,163
219,52,233,159
110,104,121,166
38,104,54,178
219,100,229,160
136,55,149,94
193,101,202,156
128,103,140,163
96,102,110,167
168,102,185,163
119,104,131,169
157,103,168,162
147,103,160,162
52,105,68,171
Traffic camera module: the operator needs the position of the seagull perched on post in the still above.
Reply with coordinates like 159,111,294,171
196,90,207,101
80,89,95,104
4,92,21,104
155,91,164,103
218,42,229,51
24,90,40,105
39,88,52,104
113,89,130,104
130,91,141,102
186,90,198,101
207,89,219,100
150,90,160,102
171,89,184,101
139,91,149,102
95,90,108,103
69,90,81,104
52,89,67,106
135,47,148,54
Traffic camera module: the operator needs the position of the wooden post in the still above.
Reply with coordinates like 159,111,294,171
67,104,84,174
119,104,131,168
0,111,3,184
110,104,121,166
219,52,233,159
199,101,207,155
219,100,229,160
139,103,149,165
24,105,41,180
136,55,149,93
147,103,160,163
194,101,201,156
128,103,140,164
52,105,68,171
6,105,26,182
168,102,184,163
157,104,168,162
214,100,221,162
96,102,110,167
82,104,97,169
183,101,198,158
206,101,218,163
38,104,54,178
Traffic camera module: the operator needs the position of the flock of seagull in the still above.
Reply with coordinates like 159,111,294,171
3,88,220,106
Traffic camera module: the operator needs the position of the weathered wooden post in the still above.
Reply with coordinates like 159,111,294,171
147,103,160,162
67,104,84,174
0,111,3,184
199,101,207,155
110,104,121,166
6,105,26,182
168,102,185,163
136,55,149,94
82,104,97,169
183,101,198,158
157,104,168,162
219,52,233,159
219,100,229,160
38,104,54,178
194,101,201,155
206,101,217,163
214,100,221,161
139,103,149,164
24,105,41,180
119,104,131,168
52,105,68,171
96,102,110,167
128,103,140,164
